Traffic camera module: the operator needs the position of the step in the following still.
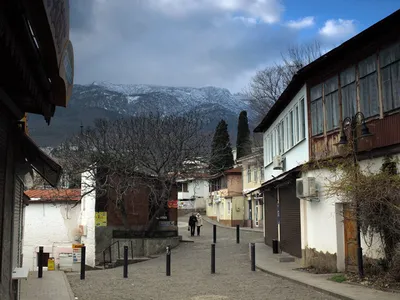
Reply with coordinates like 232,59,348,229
276,254,295,263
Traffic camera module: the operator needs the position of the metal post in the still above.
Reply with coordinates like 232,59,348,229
272,239,279,254
166,246,171,276
123,246,128,278
117,241,120,259
103,251,106,269
213,224,216,244
38,246,43,278
251,243,256,271
80,246,86,280
236,225,240,244
352,117,364,279
211,244,215,274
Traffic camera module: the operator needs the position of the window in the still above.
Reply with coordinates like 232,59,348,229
299,98,306,140
247,165,251,183
260,166,264,182
311,84,323,135
359,55,379,117
341,66,357,119
278,121,284,154
266,134,272,164
254,167,258,183
380,42,400,112
295,105,300,143
178,182,188,192
324,76,339,131
284,116,289,150
289,110,294,146
227,200,231,215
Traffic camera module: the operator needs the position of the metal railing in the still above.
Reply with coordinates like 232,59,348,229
102,240,136,268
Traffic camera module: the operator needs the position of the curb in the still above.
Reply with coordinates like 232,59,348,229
254,264,353,300
61,271,76,300
202,216,263,233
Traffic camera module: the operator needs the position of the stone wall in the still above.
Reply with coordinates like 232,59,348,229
303,247,337,273
96,236,180,265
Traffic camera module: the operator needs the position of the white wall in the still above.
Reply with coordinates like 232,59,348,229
22,202,81,271
263,84,309,182
302,155,400,270
79,171,97,267
178,179,209,201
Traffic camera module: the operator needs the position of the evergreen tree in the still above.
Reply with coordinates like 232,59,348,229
236,110,252,159
209,120,234,174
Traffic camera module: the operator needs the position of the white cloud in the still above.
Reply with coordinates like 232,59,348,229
319,19,356,40
70,0,296,92
286,16,315,29
147,0,284,24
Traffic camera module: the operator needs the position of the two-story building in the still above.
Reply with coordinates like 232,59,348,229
176,174,209,211
255,84,308,258
236,149,264,228
206,167,243,226
255,9,400,272
0,1,73,299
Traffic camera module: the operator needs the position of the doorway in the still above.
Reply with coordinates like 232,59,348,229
343,204,358,272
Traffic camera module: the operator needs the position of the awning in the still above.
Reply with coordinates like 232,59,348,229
261,167,301,190
244,186,263,196
19,132,62,187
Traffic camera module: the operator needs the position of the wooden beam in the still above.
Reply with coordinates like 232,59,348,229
0,88,24,120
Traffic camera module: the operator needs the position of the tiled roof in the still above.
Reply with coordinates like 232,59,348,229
24,189,81,202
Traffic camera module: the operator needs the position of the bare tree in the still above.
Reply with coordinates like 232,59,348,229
247,41,323,123
55,113,211,233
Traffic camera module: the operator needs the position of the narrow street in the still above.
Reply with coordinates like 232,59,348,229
67,217,338,300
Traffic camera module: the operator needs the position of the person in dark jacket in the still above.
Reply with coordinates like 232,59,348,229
188,213,197,236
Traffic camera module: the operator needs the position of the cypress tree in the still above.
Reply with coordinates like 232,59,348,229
236,110,252,159
209,119,234,174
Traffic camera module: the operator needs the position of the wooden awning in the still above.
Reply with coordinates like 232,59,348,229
19,132,62,187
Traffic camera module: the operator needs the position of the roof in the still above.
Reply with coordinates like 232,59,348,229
254,9,400,133
224,167,242,174
24,189,81,202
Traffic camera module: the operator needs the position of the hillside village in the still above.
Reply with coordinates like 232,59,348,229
1,2,400,300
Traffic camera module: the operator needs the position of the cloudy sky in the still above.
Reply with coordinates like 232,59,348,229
70,0,399,93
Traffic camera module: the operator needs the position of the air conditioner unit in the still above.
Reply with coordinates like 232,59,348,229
273,155,284,170
296,177,317,198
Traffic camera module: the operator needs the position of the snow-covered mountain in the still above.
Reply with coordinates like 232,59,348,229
28,82,252,147
73,82,248,116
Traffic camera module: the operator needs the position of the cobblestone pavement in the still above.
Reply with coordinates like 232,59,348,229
67,218,339,300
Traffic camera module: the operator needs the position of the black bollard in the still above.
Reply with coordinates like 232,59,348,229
166,246,171,276
123,246,128,278
80,245,86,280
38,246,43,278
211,244,215,274
236,225,240,244
213,224,216,244
272,239,279,254
251,243,256,271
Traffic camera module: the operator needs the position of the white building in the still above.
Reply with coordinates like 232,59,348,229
254,11,400,273
177,176,209,210
23,189,81,271
254,84,308,259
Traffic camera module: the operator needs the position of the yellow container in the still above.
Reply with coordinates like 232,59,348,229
48,258,55,271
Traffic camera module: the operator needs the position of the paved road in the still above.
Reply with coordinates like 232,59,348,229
67,217,338,300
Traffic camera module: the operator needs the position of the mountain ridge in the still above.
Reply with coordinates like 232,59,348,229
28,82,253,147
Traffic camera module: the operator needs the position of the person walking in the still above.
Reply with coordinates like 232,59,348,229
188,213,197,237
195,213,203,236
